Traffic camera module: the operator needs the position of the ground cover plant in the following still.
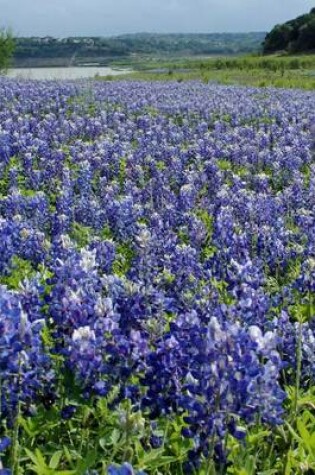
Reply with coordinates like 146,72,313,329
0,78,315,474
106,54,315,90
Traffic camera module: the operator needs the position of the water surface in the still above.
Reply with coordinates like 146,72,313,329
7,67,131,80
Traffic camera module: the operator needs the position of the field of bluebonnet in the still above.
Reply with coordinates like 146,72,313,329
0,78,315,474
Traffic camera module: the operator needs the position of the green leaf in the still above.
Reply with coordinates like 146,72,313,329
49,451,63,469
110,428,121,445
285,422,302,444
142,455,178,470
75,449,97,473
258,470,279,475
247,430,271,444
297,419,311,446
284,449,293,475
139,448,179,470
25,448,51,474
63,446,75,468
25,448,41,466
30,448,47,467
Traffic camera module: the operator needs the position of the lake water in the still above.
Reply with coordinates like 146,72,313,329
7,67,131,80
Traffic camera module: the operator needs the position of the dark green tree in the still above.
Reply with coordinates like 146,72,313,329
0,29,15,72
263,8,315,54
295,17,315,51
263,23,293,53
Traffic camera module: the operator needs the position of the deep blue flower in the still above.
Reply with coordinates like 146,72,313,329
0,437,11,452
108,463,146,475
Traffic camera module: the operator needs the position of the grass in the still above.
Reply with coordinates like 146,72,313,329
101,54,315,90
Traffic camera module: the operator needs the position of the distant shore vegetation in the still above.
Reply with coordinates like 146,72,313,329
263,7,315,54
12,33,265,68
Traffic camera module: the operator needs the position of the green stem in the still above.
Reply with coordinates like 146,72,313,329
284,317,303,474
294,319,302,417
123,405,132,462
11,400,21,475
11,355,24,475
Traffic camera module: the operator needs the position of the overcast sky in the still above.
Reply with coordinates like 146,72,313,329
1,0,314,37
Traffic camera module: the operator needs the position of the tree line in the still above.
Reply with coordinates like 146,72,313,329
263,8,315,53
13,33,265,66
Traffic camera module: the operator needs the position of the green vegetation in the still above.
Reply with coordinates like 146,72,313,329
12,33,265,67
263,7,315,54
0,256,36,289
7,387,315,474
101,54,315,90
0,29,15,72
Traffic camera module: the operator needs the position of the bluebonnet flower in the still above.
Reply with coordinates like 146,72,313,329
108,463,146,475
0,437,11,452
0,285,52,423
0,77,314,470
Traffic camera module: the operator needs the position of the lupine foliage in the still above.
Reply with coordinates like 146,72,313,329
0,78,314,474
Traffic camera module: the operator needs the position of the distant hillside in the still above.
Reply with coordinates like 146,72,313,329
13,33,265,68
263,8,315,53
